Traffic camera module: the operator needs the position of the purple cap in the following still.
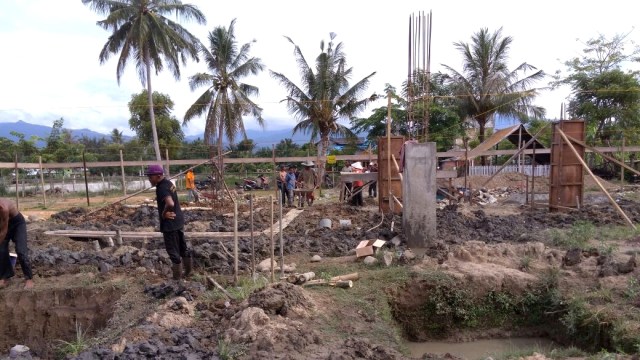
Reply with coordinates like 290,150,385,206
144,164,164,175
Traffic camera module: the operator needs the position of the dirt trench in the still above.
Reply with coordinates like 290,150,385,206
0,285,123,357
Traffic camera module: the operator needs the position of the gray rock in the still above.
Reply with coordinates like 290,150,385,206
403,249,416,261
363,256,378,265
310,255,322,262
138,341,158,355
98,261,113,273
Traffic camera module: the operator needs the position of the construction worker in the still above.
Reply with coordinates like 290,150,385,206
145,165,192,281
185,169,199,203
0,198,34,289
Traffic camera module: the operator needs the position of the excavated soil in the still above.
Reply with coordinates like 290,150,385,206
4,178,640,359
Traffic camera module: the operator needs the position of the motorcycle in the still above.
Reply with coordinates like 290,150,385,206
237,177,267,191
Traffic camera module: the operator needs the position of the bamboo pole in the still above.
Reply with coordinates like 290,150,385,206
120,149,127,197
557,128,635,229
531,143,536,208
564,135,640,177
270,195,275,282
165,148,171,177
391,154,403,182
279,190,284,279
83,158,216,217
250,195,255,278
481,123,550,188
621,136,625,190
82,152,90,206
14,153,18,209
233,197,239,284
39,156,46,207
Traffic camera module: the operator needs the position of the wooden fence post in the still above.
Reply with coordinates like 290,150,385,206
38,156,46,207
120,149,127,197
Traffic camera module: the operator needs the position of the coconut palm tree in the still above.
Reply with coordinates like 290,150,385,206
183,19,264,178
270,33,377,184
82,0,206,164
443,28,545,164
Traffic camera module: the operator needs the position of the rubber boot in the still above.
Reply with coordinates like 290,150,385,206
171,263,183,281
182,256,193,278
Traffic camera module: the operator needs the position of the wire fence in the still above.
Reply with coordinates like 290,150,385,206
468,165,550,177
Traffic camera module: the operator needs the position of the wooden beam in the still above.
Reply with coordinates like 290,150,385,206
44,230,251,239
481,123,550,189
5,146,640,170
565,134,640,177
557,128,636,229
262,208,303,236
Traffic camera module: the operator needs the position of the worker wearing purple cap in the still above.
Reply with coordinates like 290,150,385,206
145,164,191,281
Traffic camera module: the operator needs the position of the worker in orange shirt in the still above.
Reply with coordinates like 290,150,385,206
185,169,199,203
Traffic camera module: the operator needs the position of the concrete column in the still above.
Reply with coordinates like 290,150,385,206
402,142,437,248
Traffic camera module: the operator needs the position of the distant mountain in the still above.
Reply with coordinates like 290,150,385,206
0,120,120,146
0,120,314,148
185,128,314,149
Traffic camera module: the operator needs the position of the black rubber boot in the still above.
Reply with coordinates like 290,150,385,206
182,256,193,278
171,263,182,281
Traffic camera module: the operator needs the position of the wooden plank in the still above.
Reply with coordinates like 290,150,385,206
44,230,251,239
339,172,378,182
4,146,640,170
262,208,303,236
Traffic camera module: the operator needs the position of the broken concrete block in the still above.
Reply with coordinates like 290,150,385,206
383,251,393,266
355,239,387,258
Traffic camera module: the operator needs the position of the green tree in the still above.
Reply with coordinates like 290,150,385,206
270,33,377,183
553,33,640,144
274,138,300,157
183,19,264,178
350,85,406,147
110,129,124,144
10,131,40,162
128,90,184,159
83,0,206,165
443,28,545,163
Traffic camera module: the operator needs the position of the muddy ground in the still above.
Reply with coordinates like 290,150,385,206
1,175,640,359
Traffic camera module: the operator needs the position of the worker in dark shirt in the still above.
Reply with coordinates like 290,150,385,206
145,165,192,281
0,198,34,289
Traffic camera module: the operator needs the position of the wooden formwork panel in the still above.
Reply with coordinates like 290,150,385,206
378,136,405,214
549,120,585,212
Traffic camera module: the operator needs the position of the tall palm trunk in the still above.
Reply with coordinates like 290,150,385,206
478,118,487,165
317,133,330,188
145,50,163,165
217,120,224,190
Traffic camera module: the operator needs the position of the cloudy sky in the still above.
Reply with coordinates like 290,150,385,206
0,0,638,140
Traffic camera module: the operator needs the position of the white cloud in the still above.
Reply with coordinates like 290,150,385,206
0,0,638,139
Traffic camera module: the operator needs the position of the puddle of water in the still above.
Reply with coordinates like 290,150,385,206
406,338,555,359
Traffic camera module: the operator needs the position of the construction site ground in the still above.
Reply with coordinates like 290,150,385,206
1,172,640,359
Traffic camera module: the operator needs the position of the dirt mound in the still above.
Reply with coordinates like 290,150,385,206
50,203,273,233
248,282,314,317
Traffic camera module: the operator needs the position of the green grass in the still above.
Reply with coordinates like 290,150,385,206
217,338,248,360
306,262,410,352
56,321,91,359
